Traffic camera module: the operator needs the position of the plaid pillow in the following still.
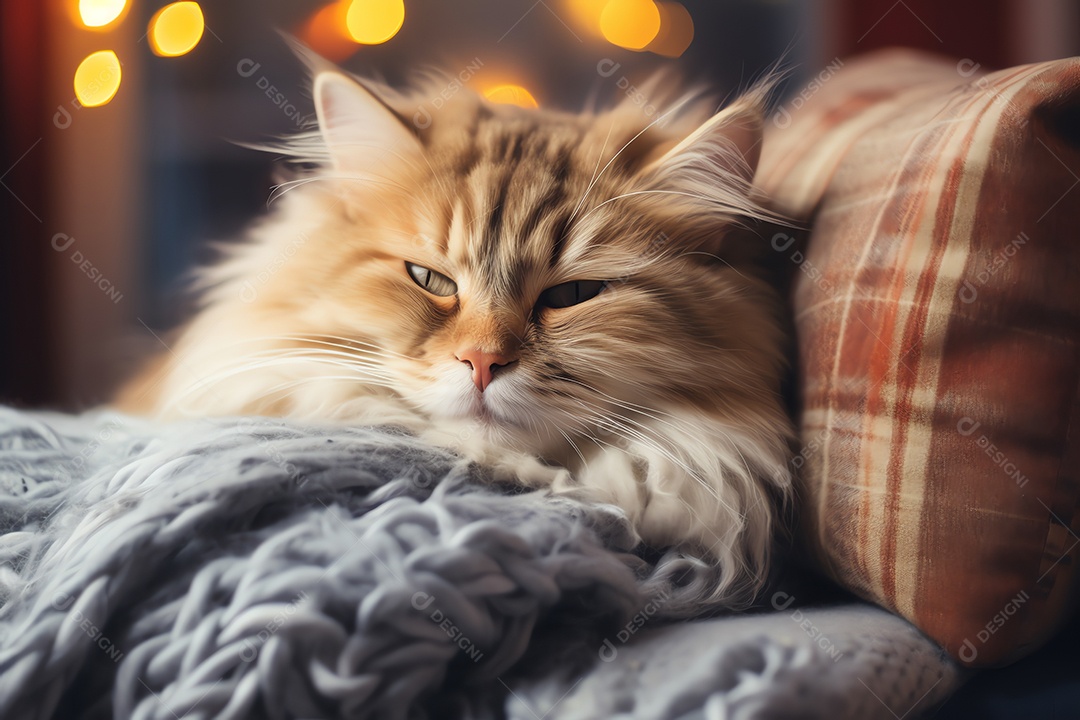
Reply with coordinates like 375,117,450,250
757,49,1080,667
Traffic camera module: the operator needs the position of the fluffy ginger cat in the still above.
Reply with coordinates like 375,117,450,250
118,67,794,605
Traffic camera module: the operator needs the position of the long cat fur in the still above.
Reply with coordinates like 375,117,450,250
117,66,794,607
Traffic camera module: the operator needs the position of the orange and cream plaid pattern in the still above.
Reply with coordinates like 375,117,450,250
758,49,1080,667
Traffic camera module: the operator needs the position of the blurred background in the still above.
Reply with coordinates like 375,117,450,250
1,0,1078,410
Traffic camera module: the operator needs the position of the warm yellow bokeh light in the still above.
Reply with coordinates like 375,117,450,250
345,0,405,45
646,2,694,57
483,84,539,109
299,3,358,63
74,50,122,108
149,2,205,57
78,0,127,28
599,0,661,50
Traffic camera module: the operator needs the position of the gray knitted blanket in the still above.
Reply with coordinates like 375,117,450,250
0,407,959,719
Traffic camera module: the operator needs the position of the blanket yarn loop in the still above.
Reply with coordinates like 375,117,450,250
0,409,957,719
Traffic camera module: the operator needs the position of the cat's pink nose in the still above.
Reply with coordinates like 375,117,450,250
455,348,517,392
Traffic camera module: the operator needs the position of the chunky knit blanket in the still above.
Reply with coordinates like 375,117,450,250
0,407,959,719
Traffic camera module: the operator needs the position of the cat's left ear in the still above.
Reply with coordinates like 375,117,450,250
313,71,423,177
638,95,763,190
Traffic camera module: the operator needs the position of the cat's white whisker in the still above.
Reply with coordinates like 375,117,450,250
568,94,700,227
555,427,588,469
300,335,417,362
567,119,614,225
244,374,397,409
267,176,331,206
553,375,685,426
228,344,397,370
578,189,778,226
415,149,458,208
170,353,396,409
558,390,750,519
226,335,416,363
588,418,735,516
244,346,405,369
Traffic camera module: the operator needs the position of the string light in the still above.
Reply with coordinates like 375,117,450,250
69,0,689,118
599,0,661,50
149,1,205,58
566,0,694,55
483,84,539,108
78,0,127,28
344,0,405,45
74,50,122,107
299,3,358,62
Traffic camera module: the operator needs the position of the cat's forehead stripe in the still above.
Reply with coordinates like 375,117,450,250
547,214,572,269
481,168,510,261
518,185,566,266
434,107,652,300
456,144,480,180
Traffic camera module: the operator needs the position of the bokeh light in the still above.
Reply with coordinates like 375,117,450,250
646,2,694,57
483,84,539,109
599,0,661,51
299,3,358,62
78,0,127,28
149,2,205,57
74,50,122,107
345,0,405,45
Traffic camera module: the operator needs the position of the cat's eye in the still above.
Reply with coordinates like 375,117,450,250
405,262,457,297
537,280,607,309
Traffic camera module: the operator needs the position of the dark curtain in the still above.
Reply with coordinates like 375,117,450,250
0,0,55,406
836,0,1011,69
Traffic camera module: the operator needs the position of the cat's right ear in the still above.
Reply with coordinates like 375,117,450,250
313,72,423,177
